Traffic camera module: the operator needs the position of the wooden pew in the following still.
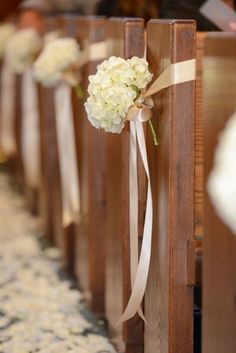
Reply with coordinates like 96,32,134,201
37,16,63,248
71,16,108,315
195,32,206,242
53,15,81,276
0,0,21,20
203,33,236,353
38,15,82,274
224,0,235,8
105,18,145,353
16,66,42,215
144,19,196,353
10,59,41,215
13,74,24,188
0,63,20,183
191,31,207,353
193,33,209,296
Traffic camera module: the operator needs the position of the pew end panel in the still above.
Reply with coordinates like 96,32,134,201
106,17,145,353
37,84,63,248
145,19,196,353
195,32,207,242
203,33,236,353
52,15,83,277
14,74,24,188
72,16,108,316
37,16,64,250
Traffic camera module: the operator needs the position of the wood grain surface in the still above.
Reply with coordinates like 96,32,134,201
203,33,236,353
37,17,63,250
195,32,206,242
71,16,108,315
106,18,145,353
145,19,196,353
14,75,24,188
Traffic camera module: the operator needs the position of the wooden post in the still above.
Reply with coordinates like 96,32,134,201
145,19,196,353
14,74,24,188
71,16,108,316
106,18,145,353
37,16,63,248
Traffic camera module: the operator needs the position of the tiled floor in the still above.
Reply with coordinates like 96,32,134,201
0,172,116,353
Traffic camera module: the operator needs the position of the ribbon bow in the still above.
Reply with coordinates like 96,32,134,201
127,97,154,123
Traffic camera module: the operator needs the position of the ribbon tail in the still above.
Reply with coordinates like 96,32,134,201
118,122,153,325
54,83,80,227
0,60,17,155
129,121,139,283
21,68,41,188
129,122,145,321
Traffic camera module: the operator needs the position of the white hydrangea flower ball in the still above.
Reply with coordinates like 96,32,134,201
0,23,15,58
4,28,42,74
33,38,80,86
207,111,236,234
85,56,153,133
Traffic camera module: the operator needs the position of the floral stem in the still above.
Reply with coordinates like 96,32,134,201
75,84,85,99
131,85,141,101
148,120,159,146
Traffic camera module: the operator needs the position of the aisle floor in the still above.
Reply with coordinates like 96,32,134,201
0,172,116,353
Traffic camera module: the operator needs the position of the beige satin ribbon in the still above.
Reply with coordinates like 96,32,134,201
118,58,196,324
21,68,41,188
106,39,123,56
61,42,107,87
54,83,80,226
0,60,17,156
75,41,108,69
44,30,62,44
54,42,106,224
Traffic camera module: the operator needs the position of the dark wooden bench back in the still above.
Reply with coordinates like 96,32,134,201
105,17,145,353
203,33,236,353
145,19,196,353
71,16,108,316
38,16,63,248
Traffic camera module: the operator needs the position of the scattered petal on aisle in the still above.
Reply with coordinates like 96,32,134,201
0,173,116,353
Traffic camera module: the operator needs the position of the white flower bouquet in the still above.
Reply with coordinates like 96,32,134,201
85,55,157,324
208,112,236,234
85,56,153,134
84,55,196,323
4,28,42,74
33,38,81,87
0,23,15,58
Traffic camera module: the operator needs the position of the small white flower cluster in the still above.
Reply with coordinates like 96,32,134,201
0,23,15,58
207,112,236,234
0,174,117,353
4,28,42,74
85,56,153,133
33,38,80,86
